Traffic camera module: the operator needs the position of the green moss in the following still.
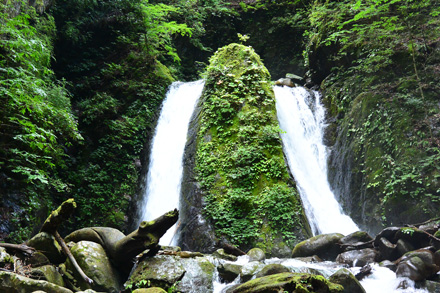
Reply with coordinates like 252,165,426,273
195,43,310,254
233,272,343,293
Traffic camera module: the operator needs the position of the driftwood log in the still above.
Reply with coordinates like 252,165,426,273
39,199,93,285
112,209,179,273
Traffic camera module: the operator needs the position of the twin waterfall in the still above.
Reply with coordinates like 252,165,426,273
138,80,204,245
274,86,358,235
138,81,357,244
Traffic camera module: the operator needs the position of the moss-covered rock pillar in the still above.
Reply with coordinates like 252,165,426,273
178,43,311,257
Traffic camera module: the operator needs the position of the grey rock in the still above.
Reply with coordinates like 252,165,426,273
329,268,366,293
247,248,265,262
336,248,379,267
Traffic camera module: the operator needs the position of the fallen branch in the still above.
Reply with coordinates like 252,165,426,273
54,231,93,285
0,243,35,256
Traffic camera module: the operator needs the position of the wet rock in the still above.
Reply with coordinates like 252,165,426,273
0,271,73,293
377,237,398,260
255,264,290,278
329,268,366,293
374,227,400,243
336,248,379,267
379,260,397,272
396,238,415,257
286,73,303,84
66,241,121,292
340,231,373,247
416,280,440,292
395,227,430,248
213,249,237,261
129,255,185,289
27,232,64,264
230,272,343,292
396,249,440,281
275,78,295,87
295,255,322,262
176,257,215,293
292,233,344,260
30,264,65,287
247,248,265,262
27,251,50,267
240,261,265,282
218,263,242,282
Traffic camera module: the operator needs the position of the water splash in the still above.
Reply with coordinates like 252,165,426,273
139,80,204,245
274,86,358,235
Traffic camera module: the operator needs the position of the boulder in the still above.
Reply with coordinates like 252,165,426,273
0,271,73,293
395,227,430,248
396,249,440,281
30,264,65,287
329,268,366,293
396,238,415,257
176,257,216,293
374,227,400,244
286,73,303,84
292,233,344,260
66,241,121,292
255,264,290,278
339,231,373,246
240,261,265,282
27,251,50,267
218,263,242,282
377,237,398,260
230,272,343,292
213,249,237,261
27,232,64,264
379,260,397,272
247,248,266,262
128,255,185,290
336,248,379,267
417,280,440,292
65,227,125,259
275,78,295,87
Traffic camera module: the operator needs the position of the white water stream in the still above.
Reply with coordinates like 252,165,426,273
274,86,359,235
138,80,204,245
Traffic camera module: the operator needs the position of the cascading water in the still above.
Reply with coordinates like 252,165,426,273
274,85,359,235
138,80,204,245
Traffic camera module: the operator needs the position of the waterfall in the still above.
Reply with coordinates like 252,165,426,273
138,80,204,245
274,86,359,236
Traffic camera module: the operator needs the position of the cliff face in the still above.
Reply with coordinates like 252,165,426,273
304,1,440,234
179,43,311,256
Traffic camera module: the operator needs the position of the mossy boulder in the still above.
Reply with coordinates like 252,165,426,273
0,271,73,293
128,254,215,293
27,232,64,264
65,241,121,292
396,249,440,281
255,264,290,278
182,42,310,256
329,268,366,293
218,263,243,282
247,248,266,262
30,265,65,287
230,272,343,293
292,233,344,260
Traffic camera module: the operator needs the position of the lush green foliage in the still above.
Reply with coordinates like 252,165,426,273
50,0,186,230
305,0,440,229
196,44,309,252
0,1,83,241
